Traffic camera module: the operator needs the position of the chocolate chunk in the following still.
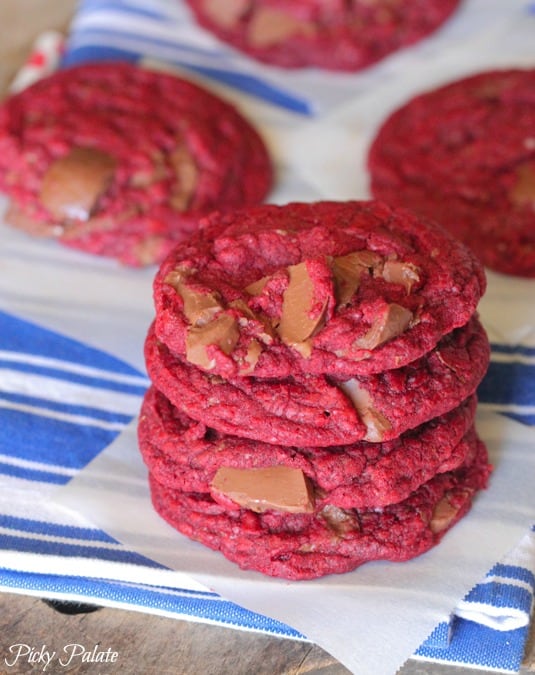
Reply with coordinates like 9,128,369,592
510,163,535,207
277,261,328,350
320,504,360,535
381,260,420,293
180,286,222,327
355,303,413,350
169,144,199,211
429,496,460,533
40,146,116,221
185,313,239,370
338,378,392,442
166,269,223,327
211,465,315,513
241,338,262,374
331,251,382,306
202,0,249,28
245,275,270,296
248,8,315,47
164,267,191,289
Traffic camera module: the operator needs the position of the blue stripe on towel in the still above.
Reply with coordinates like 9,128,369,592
477,343,535,427
0,310,143,378
61,43,313,115
68,25,230,60
0,515,119,543
480,362,535,407
0,311,145,480
1,534,165,568
489,563,535,588
0,407,125,470
62,44,139,67
463,582,533,615
0,361,148,396
1,392,134,425
415,618,529,673
0,462,72,485
491,344,535,357
0,569,305,638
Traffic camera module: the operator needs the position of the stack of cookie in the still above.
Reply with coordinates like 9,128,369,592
138,200,491,580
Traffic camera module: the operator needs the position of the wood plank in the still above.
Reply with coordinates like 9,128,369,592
0,593,350,674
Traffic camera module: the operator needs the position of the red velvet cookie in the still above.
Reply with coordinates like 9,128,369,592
153,201,486,379
0,62,272,266
148,435,491,579
145,316,489,446
184,0,460,72
368,69,535,277
138,385,478,509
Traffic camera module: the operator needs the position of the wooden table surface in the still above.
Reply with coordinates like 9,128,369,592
0,3,534,673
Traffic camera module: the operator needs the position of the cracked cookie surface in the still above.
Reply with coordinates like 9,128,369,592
153,200,486,379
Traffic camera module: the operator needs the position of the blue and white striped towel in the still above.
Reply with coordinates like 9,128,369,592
0,309,302,638
479,345,535,427
414,527,535,673
1,308,534,673
62,0,316,116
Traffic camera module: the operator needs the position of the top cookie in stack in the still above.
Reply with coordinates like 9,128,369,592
139,200,491,580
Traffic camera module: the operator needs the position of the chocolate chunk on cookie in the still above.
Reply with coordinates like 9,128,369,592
153,201,486,378
148,435,491,579
139,386,478,509
145,316,489,446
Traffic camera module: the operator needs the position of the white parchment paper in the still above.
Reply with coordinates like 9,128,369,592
55,411,535,675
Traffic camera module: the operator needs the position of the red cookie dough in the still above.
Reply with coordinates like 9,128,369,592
153,201,486,380
138,385,478,509
368,69,535,277
184,0,460,72
0,61,272,266
148,435,491,579
145,316,489,446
